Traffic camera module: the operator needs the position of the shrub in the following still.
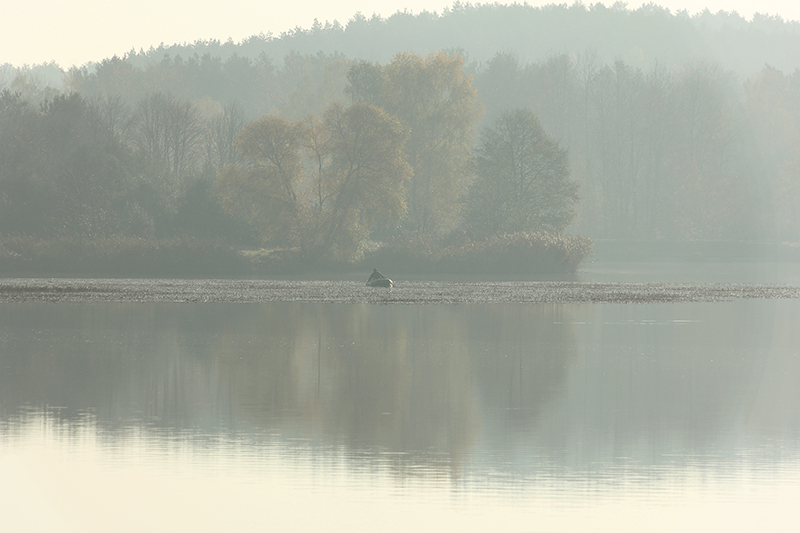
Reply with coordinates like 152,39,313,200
363,231,592,275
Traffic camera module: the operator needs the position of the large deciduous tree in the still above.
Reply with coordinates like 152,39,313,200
347,52,482,237
218,103,411,260
218,115,307,246
132,93,207,178
0,91,140,237
463,109,578,238
318,102,411,259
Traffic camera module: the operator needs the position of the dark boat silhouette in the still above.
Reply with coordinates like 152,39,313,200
366,268,393,287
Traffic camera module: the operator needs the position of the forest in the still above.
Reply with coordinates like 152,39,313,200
2,3,800,275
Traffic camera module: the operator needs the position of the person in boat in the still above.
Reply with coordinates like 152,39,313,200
368,268,385,283
366,268,393,287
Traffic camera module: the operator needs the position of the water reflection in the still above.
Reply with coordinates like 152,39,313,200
2,298,800,531
0,303,576,470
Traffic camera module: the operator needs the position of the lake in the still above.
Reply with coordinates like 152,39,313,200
2,261,800,532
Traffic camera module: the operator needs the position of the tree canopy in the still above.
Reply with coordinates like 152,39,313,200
464,109,578,237
347,52,482,236
218,102,411,261
6,4,800,269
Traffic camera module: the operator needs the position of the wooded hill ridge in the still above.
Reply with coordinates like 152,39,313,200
6,2,800,83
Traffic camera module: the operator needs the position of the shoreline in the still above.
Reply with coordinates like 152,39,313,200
2,278,800,305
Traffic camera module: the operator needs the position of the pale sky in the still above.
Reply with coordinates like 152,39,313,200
4,0,799,68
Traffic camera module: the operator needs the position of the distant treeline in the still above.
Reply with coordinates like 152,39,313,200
2,3,800,274
0,52,589,275
7,2,800,82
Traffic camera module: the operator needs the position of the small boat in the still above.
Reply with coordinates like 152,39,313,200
366,268,393,287
366,277,393,288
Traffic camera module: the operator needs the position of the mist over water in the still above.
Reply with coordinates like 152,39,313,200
2,263,800,531
4,5,800,530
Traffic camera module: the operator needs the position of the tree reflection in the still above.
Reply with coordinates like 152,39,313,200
224,304,487,469
0,302,577,476
4,299,800,483
214,303,577,476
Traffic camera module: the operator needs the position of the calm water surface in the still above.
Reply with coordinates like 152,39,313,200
2,263,800,532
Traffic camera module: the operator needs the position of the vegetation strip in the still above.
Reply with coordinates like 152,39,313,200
1,279,799,304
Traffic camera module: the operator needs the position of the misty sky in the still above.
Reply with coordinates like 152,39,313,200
4,0,799,67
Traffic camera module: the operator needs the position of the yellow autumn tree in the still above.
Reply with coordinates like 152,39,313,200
347,52,482,237
317,102,412,259
218,103,411,261
218,115,308,246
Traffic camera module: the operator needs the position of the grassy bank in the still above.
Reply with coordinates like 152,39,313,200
0,235,252,278
362,232,593,275
0,232,593,278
